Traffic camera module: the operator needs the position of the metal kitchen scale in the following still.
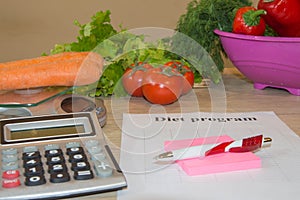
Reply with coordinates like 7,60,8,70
0,87,127,199
0,87,107,127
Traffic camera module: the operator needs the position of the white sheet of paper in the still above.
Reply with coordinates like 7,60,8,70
117,112,300,200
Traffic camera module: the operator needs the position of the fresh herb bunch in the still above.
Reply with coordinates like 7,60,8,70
175,0,252,71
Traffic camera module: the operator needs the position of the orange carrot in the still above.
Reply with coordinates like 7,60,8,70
0,52,103,91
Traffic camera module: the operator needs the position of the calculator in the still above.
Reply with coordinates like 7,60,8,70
0,112,127,199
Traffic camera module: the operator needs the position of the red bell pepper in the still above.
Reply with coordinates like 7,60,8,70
232,6,266,36
258,0,300,37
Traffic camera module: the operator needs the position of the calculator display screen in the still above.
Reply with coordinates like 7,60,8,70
0,114,95,144
10,124,85,141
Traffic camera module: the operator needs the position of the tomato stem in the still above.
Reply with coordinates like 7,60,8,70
160,66,183,77
126,63,149,77
166,61,191,75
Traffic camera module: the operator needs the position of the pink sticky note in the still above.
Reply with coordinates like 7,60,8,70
164,135,261,176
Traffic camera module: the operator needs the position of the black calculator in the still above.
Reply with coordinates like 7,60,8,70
0,112,127,199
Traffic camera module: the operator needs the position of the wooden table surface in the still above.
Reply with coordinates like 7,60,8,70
79,67,300,199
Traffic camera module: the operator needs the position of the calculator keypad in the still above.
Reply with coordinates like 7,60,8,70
1,140,114,189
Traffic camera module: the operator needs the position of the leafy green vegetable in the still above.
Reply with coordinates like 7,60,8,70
45,10,128,96
45,9,221,96
94,60,126,97
48,10,118,55
175,0,252,71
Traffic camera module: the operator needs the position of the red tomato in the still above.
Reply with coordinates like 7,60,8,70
164,61,194,94
142,66,183,105
122,62,153,97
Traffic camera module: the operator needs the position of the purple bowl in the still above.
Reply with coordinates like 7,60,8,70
214,29,300,95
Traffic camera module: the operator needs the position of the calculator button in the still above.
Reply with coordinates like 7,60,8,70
66,147,84,155
46,155,65,165
71,161,91,172
66,142,81,149
24,165,44,176
25,175,46,186
23,158,42,168
2,148,18,155
2,179,21,188
48,163,68,173
73,170,94,180
44,144,60,151
22,151,41,160
68,153,87,163
45,149,63,157
86,145,102,154
2,161,19,171
84,140,99,148
94,161,113,178
91,152,106,161
2,170,20,179
23,146,39,153
2,154,18,163
50,172,70,183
